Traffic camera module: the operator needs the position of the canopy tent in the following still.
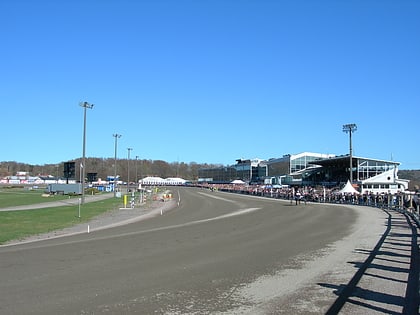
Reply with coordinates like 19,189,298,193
140,176,187,186
140,176,165,185
338,180,360,194
231,179,246,184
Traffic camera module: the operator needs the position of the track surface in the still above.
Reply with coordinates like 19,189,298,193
0,187,417,314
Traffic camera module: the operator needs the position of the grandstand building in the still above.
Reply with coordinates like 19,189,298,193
198,152,409,194
263,152,335,186
198,158,267,184
303,154,409,194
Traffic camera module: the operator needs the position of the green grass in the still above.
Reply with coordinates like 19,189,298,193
0,187,71,208
0,196,122,245
0,186,165,245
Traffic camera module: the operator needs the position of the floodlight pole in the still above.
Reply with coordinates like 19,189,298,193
113,133,122,197
342,123,357,183
127,148,133,193
80,102,94,204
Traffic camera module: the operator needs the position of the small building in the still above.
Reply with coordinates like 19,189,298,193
46,183,82,195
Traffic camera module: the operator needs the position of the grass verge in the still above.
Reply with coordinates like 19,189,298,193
0,187,71,208
0,197,122,244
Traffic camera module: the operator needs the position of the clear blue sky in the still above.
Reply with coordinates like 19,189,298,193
2,0,419,169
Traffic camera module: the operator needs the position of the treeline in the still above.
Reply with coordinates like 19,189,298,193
1,160,419,190
0,158,223,182
398,170,420,191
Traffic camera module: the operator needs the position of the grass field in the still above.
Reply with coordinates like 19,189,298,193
0,187,71,208
0,187,122,244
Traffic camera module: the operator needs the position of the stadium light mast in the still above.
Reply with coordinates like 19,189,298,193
342,123,357,183
80,101,94,204
113,133,122,197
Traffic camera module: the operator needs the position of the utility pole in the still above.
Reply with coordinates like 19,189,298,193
127,148,133,193
135,155,139,184
113,133,122,197
342,123,357,183
80,101,94,204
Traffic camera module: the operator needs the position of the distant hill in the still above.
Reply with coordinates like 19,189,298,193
399,170,420,191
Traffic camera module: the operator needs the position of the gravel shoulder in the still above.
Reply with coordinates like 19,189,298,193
233,203,419,314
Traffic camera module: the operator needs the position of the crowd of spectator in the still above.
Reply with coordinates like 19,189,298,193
198,183,418,213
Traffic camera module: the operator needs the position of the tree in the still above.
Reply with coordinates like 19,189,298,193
0,158,226,182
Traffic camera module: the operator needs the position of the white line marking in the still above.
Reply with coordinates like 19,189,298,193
5,207,262,248
197,191,241,204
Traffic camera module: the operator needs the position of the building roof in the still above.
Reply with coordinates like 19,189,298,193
308,155,400,167
265,152,335,164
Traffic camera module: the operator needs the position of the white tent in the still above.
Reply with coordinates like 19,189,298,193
338,180,360,194
231,179,246,184
140,176,188,186
165,177,188,185
140,176,165,185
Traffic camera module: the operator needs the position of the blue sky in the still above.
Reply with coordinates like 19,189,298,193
1,0,419,169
